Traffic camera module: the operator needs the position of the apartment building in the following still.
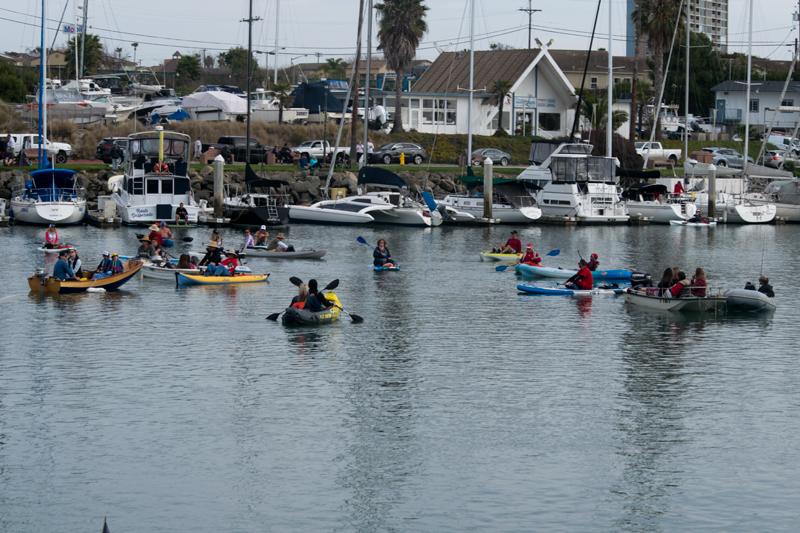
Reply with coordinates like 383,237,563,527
627,0,728,56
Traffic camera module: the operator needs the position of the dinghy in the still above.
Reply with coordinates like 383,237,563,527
724,288,776,312
28,260,142,295
281,292,342,326
624,289,726,312
670,219,717,227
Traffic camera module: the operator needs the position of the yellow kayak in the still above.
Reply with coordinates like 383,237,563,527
176,272,270,286
479,251,522,262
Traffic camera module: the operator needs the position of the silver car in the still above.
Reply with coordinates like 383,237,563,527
701,147,750,169
764,150,785,168
472,148,511,166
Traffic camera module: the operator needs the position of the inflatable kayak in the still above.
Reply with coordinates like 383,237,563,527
373,264,400,271
670,220,717,227
281,292,342,326
515,263,643,281
517,283,625,297
175,271,269,286
480,251,522,262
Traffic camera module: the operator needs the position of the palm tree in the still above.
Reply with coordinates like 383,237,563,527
272,82,293,124
631,0,682,139
491,79,513,135
581,96,629,132
375,0,429,132
322,58,347,79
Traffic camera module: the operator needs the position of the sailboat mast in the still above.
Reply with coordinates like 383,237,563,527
684,1,690,163
743,0,753,173
80,0,87,77
361,0,373,169
273,0,280,86
606,0,612,158
467,0,475,163
243,0,260,165
39,0,47,168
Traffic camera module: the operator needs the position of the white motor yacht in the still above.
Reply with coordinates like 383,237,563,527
517,142,629,224
109,128,200,225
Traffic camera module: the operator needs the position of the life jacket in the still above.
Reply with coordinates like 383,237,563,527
291,301,305,309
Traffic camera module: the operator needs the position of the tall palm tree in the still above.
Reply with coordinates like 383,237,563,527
491,79,513,135
375,0,428,132
322,58,347,79
631,0,682,140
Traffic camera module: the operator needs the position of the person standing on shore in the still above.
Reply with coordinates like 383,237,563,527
194,138,203,161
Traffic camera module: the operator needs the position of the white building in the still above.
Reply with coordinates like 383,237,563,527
377,48,578,138
712,80,800,130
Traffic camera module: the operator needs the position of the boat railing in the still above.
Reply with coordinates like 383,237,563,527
13,185,85,202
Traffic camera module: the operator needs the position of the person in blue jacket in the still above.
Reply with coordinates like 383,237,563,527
53,250,78,281
304,279,333,312
373,239,395,268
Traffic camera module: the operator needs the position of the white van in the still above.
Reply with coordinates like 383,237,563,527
766,134,800,155
1,133,73,163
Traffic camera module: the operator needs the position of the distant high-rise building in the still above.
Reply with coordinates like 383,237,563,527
626,0,728,56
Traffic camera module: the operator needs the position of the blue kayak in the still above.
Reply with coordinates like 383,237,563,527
515,263,645,282
373,264,400,272
517,283,625,296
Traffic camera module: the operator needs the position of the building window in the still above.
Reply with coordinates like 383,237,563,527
421,98,457,125
749,98,759,113
539,113,561,131
590,77,598,90
781,99,794,107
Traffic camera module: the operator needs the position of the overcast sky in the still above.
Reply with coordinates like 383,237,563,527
2,0,798,68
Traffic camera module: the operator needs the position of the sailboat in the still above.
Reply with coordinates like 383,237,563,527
10,0,86,225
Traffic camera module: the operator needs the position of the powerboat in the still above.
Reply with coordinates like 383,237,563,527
109,128,200,225
437,193,542,223
354,166,443,227
10,167,86,225
224,167,290,227
517,142,629,224
288,196,390,224
623,183,696,223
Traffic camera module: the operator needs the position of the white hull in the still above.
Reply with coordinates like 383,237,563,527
720,202,776,224
537,183,629,224
626,201,695,223
114,200,200,225
288,205,374,224
438,195,541,223
370,207,442,226
625,290,726,312
10,199,86,225
746,198,798,221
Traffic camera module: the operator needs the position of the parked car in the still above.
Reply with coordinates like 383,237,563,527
764,150,785,168
634,141,681,164
700,147,751,169
369,142,426,165
96,137,129,163
290,140,350,163
472,148,511,166
3,133,72,163
203,136,271,163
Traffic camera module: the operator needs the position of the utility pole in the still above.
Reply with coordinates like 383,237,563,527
241,0,262,167
518,1,541,50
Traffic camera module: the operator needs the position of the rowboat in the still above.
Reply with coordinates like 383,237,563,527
141,263,202,281
517,283,624,297
624,289,726,312
724,288,776,312
515,263,642,282
373,264,400,272
37,244,75,254
281,292,342,326
175,271,269,287
28,260,142,295
669,220,717,227
480,251,522,262
243,247,327,259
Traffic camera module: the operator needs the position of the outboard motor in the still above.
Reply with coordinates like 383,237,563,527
630,271,652,288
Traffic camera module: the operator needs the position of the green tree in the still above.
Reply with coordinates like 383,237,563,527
272,82,294,124
666,32,726,117
632,0,683,139
581,94,629,132
491,79,513,135
0,62,28,102
220,47,257,85
616,79,653,137
177,54,202,81
322,58,347,79
65,34,103,78
375,0,429,132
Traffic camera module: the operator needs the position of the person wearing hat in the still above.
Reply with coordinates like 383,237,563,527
220,250,239,274
137,236,155,258
587,252,600,272
267,232,294,252
254,226,269,246
520,243,541,266
94,251,114,278
497,230,522,254
109,252,125,274
198,240,223,267
44,224,59,249
148,223,164,246
52,250,78,281
758,276,775,297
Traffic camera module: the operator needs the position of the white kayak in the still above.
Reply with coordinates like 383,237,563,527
242,247,327,259
724,288,776,312
670,220,717,227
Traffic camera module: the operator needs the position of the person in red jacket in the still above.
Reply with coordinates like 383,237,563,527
670,271,690,298
497,230,522,254
690,267,707,297
220,251,240,274
565,259,593,290
520,243,541,265
587,252,599,271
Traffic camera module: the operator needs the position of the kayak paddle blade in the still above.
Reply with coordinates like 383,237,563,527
546,249,560,256
289,276,303,286
324,279,340,291
348,312,364,324
356,236,369,247
266,312,281,321
495,265,510,272
182,237,194,242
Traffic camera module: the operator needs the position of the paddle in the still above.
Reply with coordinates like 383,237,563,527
334,305,364,324
356,235,370,247
266,278,339,320
495,249,560,271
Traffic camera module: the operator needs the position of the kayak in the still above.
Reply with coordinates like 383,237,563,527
515,263,643,281
517,283,625,296
175,271,269,286
28,260,142,295
670,220,717,227
373,265,400,271
281,292,342,326
38,244,75,254
244,247,327,259
480,251,522,262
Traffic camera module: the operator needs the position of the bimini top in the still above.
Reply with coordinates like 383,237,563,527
29,167,78,189
357,166,408,189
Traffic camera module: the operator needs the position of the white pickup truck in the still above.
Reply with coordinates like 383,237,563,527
291,140,350,163
635,142,681,164
3,133,73,163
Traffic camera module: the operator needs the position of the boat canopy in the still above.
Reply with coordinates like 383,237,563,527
550,155,617,184
457,165,517,187
29,168,77,188
358,166,408,189
621,183,668,201
764,179,800,203
291,81,348,114
181,90,247,114
128,131,190,163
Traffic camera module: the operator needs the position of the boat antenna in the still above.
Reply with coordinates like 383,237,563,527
570,0,601,140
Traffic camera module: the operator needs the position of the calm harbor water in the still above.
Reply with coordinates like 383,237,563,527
1,222,799,532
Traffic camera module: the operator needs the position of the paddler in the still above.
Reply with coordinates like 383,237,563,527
254,225,269,246
137,236,154,258
304,279,333,312
242,229,255,250
520,243,541,265
758,276,775,297
373,239,395,268
109,253,124,274
587,253,600,271
564,259,593,290
159,222,174,247
44,224,59,248
496,230,522,254
220,250,240,274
